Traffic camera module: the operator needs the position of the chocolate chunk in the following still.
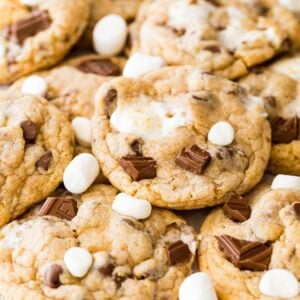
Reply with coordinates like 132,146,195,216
216,235,272,271
4,10,51,44
36,150,52,170
45,264,63,288
75,58,121,76
175,145,211,175
20,120,38,142
270,116,299,144
120,156,157,181
223,194,251,222
215,147,234,160
293,203,300,221
113,274,127,288
264,96,277,108
203,45,221,53
38,197,77,220
99,263,114,276
104,88,117,117
130,139,143,156
167,241,192,265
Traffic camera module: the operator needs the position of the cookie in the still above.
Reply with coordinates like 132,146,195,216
0,0,90,84
0,90,74,226
0,184,196,299
276,0,300,16
10,54,125,120
78,0,143,49
239,53,300,175
198,175,300,299
91,66,271,209
130,0,300,79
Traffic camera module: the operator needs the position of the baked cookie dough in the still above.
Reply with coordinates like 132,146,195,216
78,0,143,49
0,184,196,299
130,0,300,79
239,53,300,175
198,175,300,299
0,0,90,84
91,66,271,209
0,91,74,226
10,54,125,120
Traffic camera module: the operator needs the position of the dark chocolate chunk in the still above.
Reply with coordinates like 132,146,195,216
75,58,121,76
45,264,63,288
119,156,157,181
216,235,272,271
4,10,51,44
270,116,299,144
20,120,38,142
99,263,114,276
293,203,300,221
167,241,192,265
175,145,211,175
223,194,251,222
36,150,52,170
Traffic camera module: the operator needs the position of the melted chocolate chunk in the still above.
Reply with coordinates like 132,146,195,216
216,235,272,271
104,88,117,117
270,116,299,144
75,58,121,76
167,241,192,265
45,264,63,288
119,156,157,181
130,139,144,156
99,263,114,276
36,150,53,170
175,145,211,175
20,120,38,143
293,203,300,221
223,194,251,222
203,45,221,53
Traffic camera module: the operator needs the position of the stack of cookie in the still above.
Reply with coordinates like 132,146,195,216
0,0,299,299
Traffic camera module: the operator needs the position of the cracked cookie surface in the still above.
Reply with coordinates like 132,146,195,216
91,66,271,209
198,176,300,299
0,0,90,83
0,91,74,226
0,184,195,300
130,0,300,79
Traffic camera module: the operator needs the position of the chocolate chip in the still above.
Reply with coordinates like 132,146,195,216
203,45,221,53
4,10,51,44
216,235,272,271
175,145,211,175
215,147,234,160
167,241,192,265
45,264,63,288
119,156,157,181
104,88,117,117
38,196,78,220
264,96,277,108
20,120,38,143
130,139,143,156
223,194,251,222
36,150,52,170
293,203,300,221
270,116,299,144
113,274,127,288
99,263,114,276
75,58,121,76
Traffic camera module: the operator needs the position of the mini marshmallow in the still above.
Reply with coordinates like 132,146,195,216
259,269,299,298
64,247,93,278
179,272,218,300
93,14,127,56
63,153,99,194
20,0,42,5
112,193,152,220
71,117,92,147
123,53,166,78
208,121,235,146
271,174,300,190
21,75,48,97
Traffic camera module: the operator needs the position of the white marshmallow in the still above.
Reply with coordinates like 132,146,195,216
259,269,299,298
63,153,99,194
179,272,218,300
271,174,300,190
93,14,127,56
20,0,42,5
112,193,152,220
123,53,166,78
278,0,300,12
64,247,93,278
208,121,235,146
21,75,48,97
71,117,92,147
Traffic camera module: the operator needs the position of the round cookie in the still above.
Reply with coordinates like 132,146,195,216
0,0,90,84
78,0,143,49
10,54,126,120
198,175,300,299
130,0,300,79
91,66,271,209
0,184,196,299
0,91,74,226
239,53,300,175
